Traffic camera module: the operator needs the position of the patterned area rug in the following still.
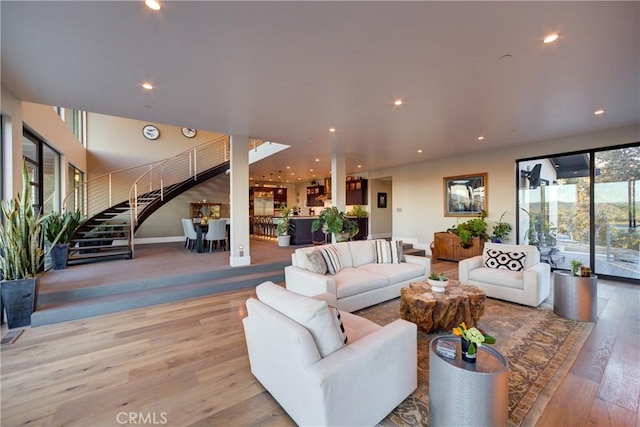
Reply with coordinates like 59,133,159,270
354,297,593,427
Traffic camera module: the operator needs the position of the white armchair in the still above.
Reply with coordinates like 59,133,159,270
243,282,417,426
459,242,551,307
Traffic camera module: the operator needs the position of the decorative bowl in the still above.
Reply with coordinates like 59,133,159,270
428,278,449,292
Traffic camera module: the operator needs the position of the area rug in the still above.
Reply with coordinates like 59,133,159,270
354,297,594,427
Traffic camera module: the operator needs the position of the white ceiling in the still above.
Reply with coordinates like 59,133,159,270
2,1,639,183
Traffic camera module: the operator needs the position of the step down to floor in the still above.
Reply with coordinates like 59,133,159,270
32,262,289,326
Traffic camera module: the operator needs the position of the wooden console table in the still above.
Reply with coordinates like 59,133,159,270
432,232,484,261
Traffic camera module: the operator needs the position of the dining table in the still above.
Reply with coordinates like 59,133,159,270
194,219,230,253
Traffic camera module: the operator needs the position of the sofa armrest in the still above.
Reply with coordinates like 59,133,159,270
458,255,483,284
307,319,417,425
404,254,430,278
523,262,551,305
285,265,337,297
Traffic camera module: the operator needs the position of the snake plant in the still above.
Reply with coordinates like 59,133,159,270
0,162,52,280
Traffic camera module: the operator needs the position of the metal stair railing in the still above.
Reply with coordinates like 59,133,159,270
62,161,164,218
128,135,230,256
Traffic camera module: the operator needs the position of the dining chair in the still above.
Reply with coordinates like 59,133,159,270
182,218,198,250
205,219,227,251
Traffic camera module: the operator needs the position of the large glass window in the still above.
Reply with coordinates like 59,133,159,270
42,144,60,214
518,143,639,282
67,163,85,214
23,131,40,210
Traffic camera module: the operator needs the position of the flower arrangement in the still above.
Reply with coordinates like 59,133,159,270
452,322,496,356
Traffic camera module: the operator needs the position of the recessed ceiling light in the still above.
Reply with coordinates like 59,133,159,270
286,166,290,169
417,149,423,153
543,33,559,44
477,136,485,141
145,0,161,11
142,82,153,90
394,99,403,106
329,128,336,133
315,158,320,162
357,165,362,168
594,109,605,115
298,177,302,180
310,169,314,172
290,172,295,175
249,177,253,180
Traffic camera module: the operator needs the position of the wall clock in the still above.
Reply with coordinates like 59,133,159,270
181,127,197,138
142,124,160,140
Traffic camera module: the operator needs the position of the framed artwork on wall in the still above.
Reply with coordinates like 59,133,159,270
443,173,487,217
377,192,387,208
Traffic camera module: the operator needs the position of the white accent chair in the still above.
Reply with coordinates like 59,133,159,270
181,218,198,251
243,282,417,426
458,242,551,307
205,219,226,251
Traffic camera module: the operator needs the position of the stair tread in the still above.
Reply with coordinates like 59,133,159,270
68,250,131,260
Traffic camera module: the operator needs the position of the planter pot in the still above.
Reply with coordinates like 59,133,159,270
1,277,39,329
460,338,477,363
50,243,70,270
335,232,351,243
277,235,291,247
428,278,449,293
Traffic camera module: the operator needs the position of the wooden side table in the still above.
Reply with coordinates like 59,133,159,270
429,336,509,427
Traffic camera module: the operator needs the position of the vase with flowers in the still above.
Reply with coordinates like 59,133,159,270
452,322,496,363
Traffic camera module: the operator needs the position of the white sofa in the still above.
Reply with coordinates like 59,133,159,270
458,242,551,307
285,240,430,312
243,281,417,426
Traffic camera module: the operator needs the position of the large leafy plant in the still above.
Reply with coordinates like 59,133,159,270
311,207,359,241
0,162,51,280
44,210,86,244
447,211,488,248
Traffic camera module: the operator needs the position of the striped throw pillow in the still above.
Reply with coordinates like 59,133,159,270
375,239,402,264
329,305,348,345
320,246,343,275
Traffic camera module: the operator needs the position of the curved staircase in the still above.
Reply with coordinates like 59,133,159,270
64,135,230,265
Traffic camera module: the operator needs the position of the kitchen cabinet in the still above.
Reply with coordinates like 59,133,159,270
432,232,484,262
306,185,325,207
346,178,368,205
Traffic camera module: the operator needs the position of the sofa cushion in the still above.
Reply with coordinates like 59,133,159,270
320,246,343,275
374,239,404,264
306,250,328,275
256,281,346,357
333,267,389,299
359,262,426,283
469,267,524,290
484,248,526,271
332,242,354,268
329,305,348,344
348,240,376,266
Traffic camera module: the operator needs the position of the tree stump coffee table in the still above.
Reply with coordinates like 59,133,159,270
400,281,486,333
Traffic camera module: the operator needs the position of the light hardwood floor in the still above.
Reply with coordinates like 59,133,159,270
1,256,638,426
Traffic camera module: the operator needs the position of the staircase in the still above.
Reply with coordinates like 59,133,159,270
64,135,230,265
402,242,427,257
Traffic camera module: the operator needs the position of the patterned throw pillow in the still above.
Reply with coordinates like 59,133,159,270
375,239,403,264
329,305,348,345
320,246,343,275
484,249,526,271
306,250,328,275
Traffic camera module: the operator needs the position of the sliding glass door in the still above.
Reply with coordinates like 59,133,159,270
594,147,640,280
518,143,639,282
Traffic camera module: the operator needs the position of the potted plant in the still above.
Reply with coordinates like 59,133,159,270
447,211,488,248
570,260,583,276
452,322,496,363
427,272,449,292
346,205,368,218
44,210,86,269
311,207,359,243
275,204,295,247
0,162,52,328
491,211,512,243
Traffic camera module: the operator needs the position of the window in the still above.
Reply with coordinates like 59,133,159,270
517,143,639,282
67,163,85,214
53,106,86,145
23,129,61,215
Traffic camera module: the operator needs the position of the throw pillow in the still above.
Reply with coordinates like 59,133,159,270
306,250,328,275
320,246,343,275
484,249,526,271
329,305,348,344
375,239,402,264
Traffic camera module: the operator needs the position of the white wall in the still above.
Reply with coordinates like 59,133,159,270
370,124,640,253
1,84,23,198
370,178,392,238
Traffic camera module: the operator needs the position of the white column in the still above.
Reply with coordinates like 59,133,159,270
331,151,346,243
229,135,251,266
